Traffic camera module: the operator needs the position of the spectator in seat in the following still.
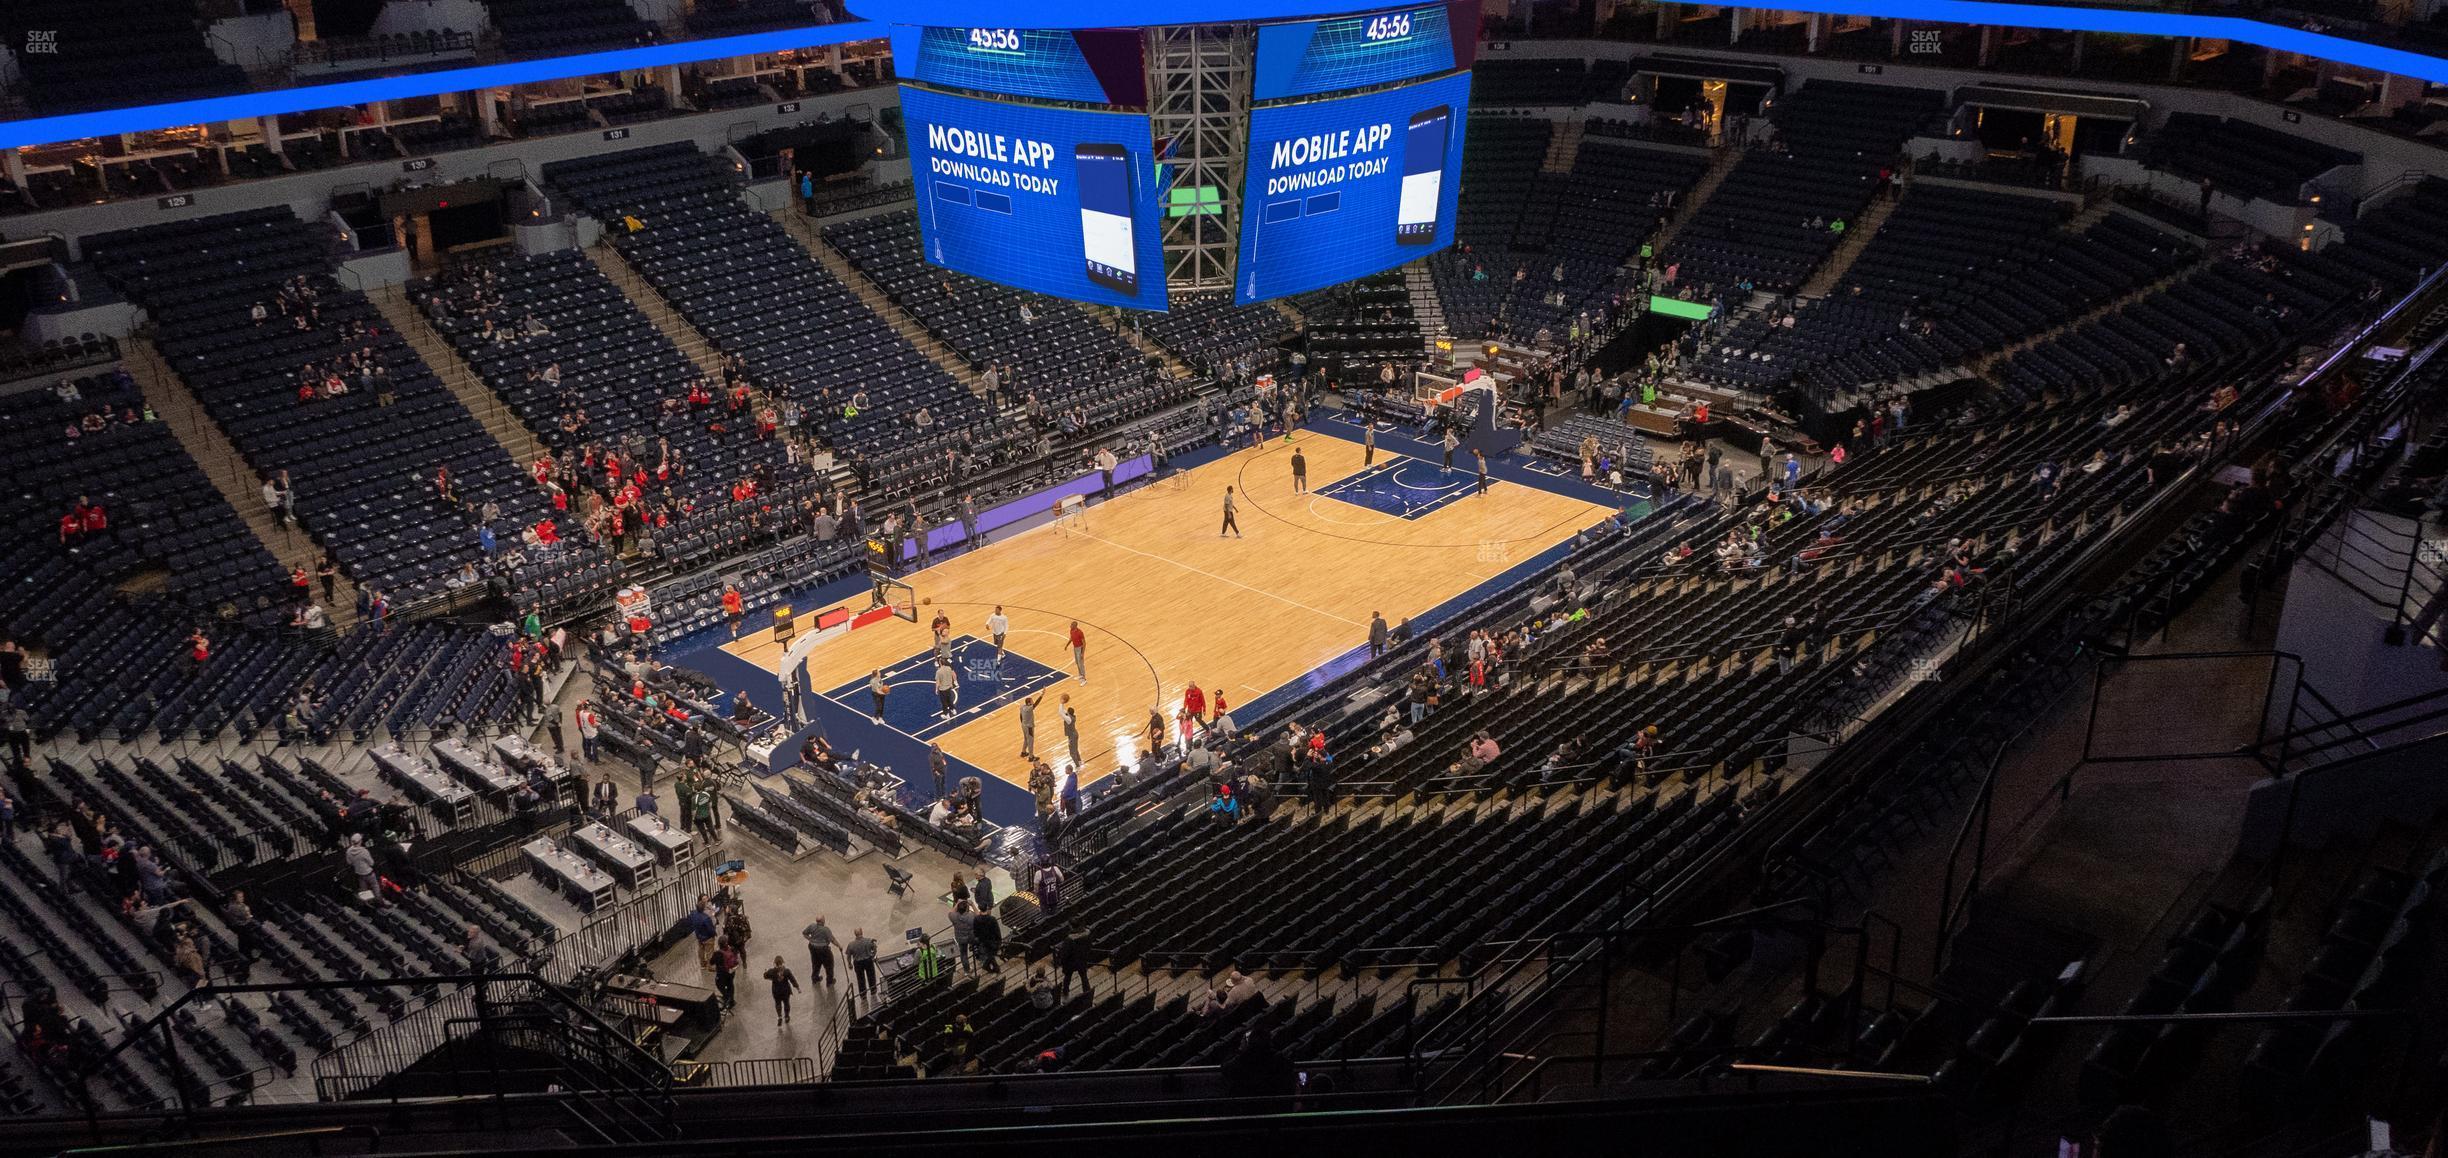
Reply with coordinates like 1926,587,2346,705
1221,1024,1297,1103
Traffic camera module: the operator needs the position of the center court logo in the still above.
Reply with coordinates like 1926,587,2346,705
25,30,59,55
959,644,1003,682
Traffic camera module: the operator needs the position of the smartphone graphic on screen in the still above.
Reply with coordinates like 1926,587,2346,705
1397,105,1451,245
1077,144,1140,296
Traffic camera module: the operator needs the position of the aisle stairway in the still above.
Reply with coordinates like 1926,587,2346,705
1542,118,1586,174
772,205,980,389
1798,192,1903,298
124,337,361,626
1646,144,1742,254
369,287,547,470
584,242,731,383
1091,305,1196,379
1405,260,1452,348
1968,258,2208,378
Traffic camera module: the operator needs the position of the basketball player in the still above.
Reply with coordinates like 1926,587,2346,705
1068,621,1087,683
1059,693,1081,766
1220,486,1241,538
868,669,888,722
934,659,958,718
1474,450,1489,497
1018,691,1043,760
1290,448,1307,493
987,605,1010,662
1362,423,1376,467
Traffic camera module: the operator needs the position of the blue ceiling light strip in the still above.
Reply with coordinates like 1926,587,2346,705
850,0,2448,81
1659,0,2448,84
0,20,886,150
844,1,1422,28
12,0,2448,149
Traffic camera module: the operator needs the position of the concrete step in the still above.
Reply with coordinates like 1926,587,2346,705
769,204,980,391
1649,143,1742,254
1402,260,1451,347
1970,257,2206,378
1798,191,1901,298
126,337,361,626
1086,304,1194,378
368,286,547,469
1541,118,1586,174
582,243,730,383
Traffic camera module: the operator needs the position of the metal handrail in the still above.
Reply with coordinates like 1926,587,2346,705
671,1055,820,1087
77,970,670,1122
2256,682,2448,753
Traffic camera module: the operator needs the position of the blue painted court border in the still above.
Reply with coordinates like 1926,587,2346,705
663,440,1250,830
665,425,1646,830
1225,408,1653,725
1312,454,1486,520
1306,408,1650,514
1226,532,1589,727
819,635,1068,743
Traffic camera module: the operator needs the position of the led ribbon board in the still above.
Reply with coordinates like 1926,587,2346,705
901,84,1169,309
887,25,1149,106
846,0,2448,81
1254,3,1479,100
0,22,886,150
1234,69,1471,304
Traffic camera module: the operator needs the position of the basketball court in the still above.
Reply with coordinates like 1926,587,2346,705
718,426,1616,790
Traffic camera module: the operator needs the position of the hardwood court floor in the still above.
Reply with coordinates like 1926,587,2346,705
722,430,1613,790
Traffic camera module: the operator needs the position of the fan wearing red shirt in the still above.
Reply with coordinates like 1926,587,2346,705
58,511,81,543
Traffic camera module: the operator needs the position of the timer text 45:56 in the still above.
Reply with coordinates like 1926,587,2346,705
1364,13,1413,39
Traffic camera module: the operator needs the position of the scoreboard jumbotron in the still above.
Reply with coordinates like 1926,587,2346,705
859,0,1481,309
